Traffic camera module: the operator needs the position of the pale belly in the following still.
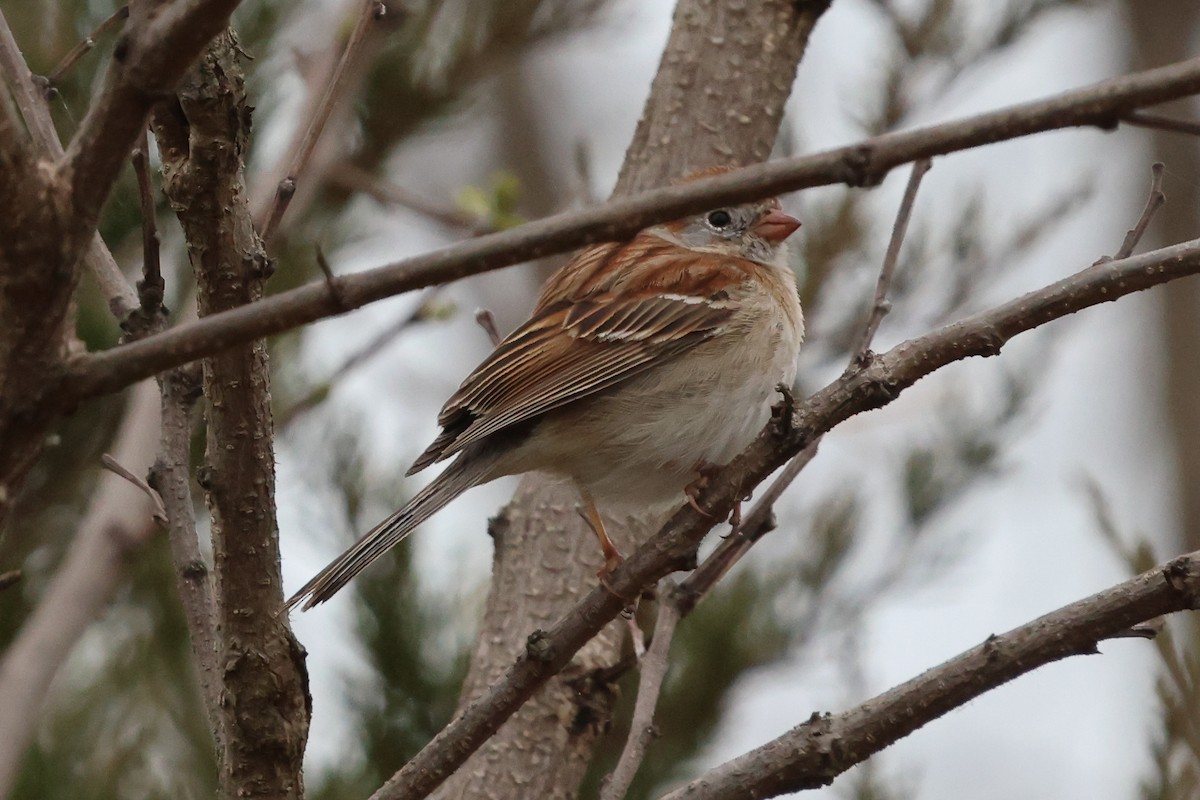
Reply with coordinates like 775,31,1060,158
528,307,801,510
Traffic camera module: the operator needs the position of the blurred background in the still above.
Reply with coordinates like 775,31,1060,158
1,0,1198,798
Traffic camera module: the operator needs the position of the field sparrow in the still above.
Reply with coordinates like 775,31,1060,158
287,181,803,610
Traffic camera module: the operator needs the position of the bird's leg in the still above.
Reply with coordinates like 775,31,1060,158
575,488,640,611
576,488,624,578
683,459,722,517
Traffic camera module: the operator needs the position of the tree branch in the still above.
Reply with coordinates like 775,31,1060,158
43,5,130,90
366,221,1200,799
257,0,386,246
131,119,221,743
60,55,1200,403
600,581,682,800
849,157,931,363
659,552,1200,799
148,365,223,735
151,31,308,797
60,0,243,242
0,8,138,318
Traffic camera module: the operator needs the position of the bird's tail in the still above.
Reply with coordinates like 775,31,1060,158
285,454,493,611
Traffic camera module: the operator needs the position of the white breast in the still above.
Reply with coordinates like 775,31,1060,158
549,267,804,510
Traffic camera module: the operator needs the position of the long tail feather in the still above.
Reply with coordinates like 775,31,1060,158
285,455,492,611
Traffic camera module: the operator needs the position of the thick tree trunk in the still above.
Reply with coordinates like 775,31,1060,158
432,2,831,797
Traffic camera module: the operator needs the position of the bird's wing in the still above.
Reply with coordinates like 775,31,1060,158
408,287,735,473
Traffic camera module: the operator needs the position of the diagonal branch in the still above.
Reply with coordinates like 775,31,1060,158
257,0,386,246
60,0,243,241
659,551,1200,799
366,227,1200,800
849,157,931,363
60,55,1200,403
0,8,137,318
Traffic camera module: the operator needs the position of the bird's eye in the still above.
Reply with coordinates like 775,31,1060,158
706,209,733,229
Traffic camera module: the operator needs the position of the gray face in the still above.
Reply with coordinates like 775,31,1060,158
674,204,777,265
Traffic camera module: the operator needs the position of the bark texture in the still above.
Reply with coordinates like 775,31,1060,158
430,1,830,797
152,32,310,800
0,0,242,526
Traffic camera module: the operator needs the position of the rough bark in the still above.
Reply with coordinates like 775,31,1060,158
0,0,243,529
151,32,310,800
1126,2,1200,550
429,1,830,797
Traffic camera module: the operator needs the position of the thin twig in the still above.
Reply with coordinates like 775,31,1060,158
849,157,932,364
1113,162,1166,260
1122,110,1200,137
676,440,822,615
601,581,682,800
258,0,385,246
100,453,167,526
130,128,164,317
314,243,348,311
475,308,502,346
62,57,1200,401
43,5,130,92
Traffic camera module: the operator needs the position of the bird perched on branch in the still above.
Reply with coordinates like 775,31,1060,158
286,176,803,611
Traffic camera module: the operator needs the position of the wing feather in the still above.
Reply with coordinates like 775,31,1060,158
410,290,734,470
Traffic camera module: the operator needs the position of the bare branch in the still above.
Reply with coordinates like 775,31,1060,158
257,0,387,246
601,581,682,800
60,0,243,246
0,8,138,318
849,157,932,363
1114,161,1166,260
148,364,222,740
676,439,822,615
127,113,221,732
153,31,308,796
100,452,167,525
0,10,62,153
61,55,1200,403
368,229,1200,800
660,553,1200,799
1123,110,1200,137
43,5,130,91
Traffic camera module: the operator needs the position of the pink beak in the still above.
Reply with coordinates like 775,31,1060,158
753,209,802,243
